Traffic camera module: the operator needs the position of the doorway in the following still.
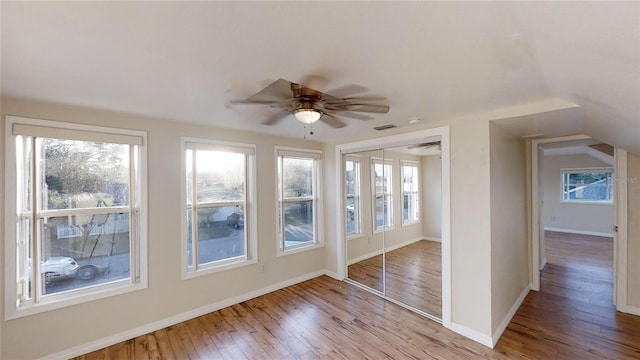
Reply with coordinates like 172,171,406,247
335,127,451,326
530,135,628,310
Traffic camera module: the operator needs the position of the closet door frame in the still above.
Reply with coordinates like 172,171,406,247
335,126,451,327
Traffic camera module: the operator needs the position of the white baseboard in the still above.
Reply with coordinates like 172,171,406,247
492,284,531,346
449,322,493,348
385,236,424,252
626,305,640,317
347,249,383,265
323,269,341,280
423,236,442,243
39,270,326,360
347,236,426,265
540,257,547,271
544,227,613,238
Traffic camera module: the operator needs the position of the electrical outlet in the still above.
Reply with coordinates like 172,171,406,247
261,263,268,274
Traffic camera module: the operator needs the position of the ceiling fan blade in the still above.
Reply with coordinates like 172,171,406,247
299,75,328,92
325,84,369,98
246,78,294,102
323,110,374,121
262,111,291,125
336,103,390,114
228,99,291,106
341,96,388,102
320,113,347,128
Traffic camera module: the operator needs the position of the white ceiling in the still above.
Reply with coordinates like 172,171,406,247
2,2,639,152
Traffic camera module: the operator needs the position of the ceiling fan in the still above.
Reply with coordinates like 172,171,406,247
229,77,390,128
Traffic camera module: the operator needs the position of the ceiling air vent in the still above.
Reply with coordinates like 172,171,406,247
373,124,396,131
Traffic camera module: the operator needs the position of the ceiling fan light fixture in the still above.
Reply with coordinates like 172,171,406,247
294,109,321,124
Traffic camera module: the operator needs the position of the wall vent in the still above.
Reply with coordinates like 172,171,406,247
373,124,396,131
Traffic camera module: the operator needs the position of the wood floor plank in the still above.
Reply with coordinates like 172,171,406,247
73,231,640,360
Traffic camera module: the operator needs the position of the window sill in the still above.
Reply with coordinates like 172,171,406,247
402,220,421,227
7,279,147,320
346,234,363,241
373,226,395,234
183,257,258,280
561,200,613,206
277,242,324,257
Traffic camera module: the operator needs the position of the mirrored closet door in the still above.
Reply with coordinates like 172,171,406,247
344,139,443,321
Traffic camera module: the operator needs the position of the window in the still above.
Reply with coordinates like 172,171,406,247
345,156,361,237
6,116,147,318
562,168,614,203
183,139,256,276
276,148,321,253
402,161,420,224
372,158,393,231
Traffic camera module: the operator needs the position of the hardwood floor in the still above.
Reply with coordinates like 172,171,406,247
494,231,640,359
74,232,640,359
385,241,441,318
347,240,442,317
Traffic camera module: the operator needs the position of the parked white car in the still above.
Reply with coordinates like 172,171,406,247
41,257,79,284
41,256,108,284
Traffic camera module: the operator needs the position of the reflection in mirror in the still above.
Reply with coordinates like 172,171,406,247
383,142,442,319
345,149,384,293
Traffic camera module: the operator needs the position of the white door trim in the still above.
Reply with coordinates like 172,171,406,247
615,148,628,311
335,126,452,328
530,135,627,313
530,134,590,291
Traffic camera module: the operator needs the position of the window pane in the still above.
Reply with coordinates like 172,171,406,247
346,160,356,194
283,158,313,197
195,151,245,203
346,196,356,235
40,139,130,210
374,163,384,193
375,195,385,229
17,136,33,213
17,216,32,301
345,159,360,236
186,149,193,205
186,209,193,267
196,206,245,265
563,171,613,201
40,213,131,295
284,201,314,246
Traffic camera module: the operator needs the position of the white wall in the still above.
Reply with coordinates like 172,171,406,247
541,154,613,236
488,123,529,337
422,155,442,240
1,96,327,359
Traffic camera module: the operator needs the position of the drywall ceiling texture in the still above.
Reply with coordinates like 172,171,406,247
1,2,639,151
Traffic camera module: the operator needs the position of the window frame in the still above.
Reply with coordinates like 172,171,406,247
371,157,394,233
4,116,148,319
275,146,323,256
344,155,362,239
401,160,420,226
561,167,614,204
181,138,257,279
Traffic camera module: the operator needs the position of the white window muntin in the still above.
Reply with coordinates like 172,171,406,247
182,138,257,278
276,147,322,254
345,155,362,238
401,160,420,225
5,116,148,319
371,157,393,232
561,167,613,204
